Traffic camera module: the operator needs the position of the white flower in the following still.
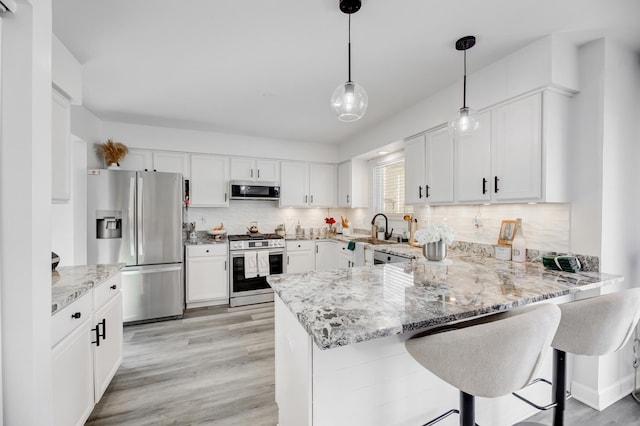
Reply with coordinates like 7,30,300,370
415,223,455,245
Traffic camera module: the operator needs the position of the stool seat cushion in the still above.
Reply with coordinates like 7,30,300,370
552,288,640,356
405,304,560,398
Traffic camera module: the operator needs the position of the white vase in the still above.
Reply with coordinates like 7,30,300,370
423,240,447,261
108,163,120,170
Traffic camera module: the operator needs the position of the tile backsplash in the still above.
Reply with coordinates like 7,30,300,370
186,201,571,254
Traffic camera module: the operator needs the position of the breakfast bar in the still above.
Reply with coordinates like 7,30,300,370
267,250,623,426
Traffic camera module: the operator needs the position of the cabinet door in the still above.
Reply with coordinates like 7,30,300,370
491,93,542,201
280,161,309,207
118,148,153,171
309,163,337,207
255,159,280,182
404,135,426,204
337,249,352,270
286,250,314,274
52,319,94,426
337,162,351,207
315,241,337,272
190,155,229,207
230,157,255,180
456,111,491,202
186,255,229,302
153,151,190,178
52,89,71,201
93,292,123,403
425,127,454,203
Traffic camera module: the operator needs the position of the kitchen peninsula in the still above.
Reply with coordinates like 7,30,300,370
268,250,623,426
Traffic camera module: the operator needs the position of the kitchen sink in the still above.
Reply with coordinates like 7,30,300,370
352,237,398,245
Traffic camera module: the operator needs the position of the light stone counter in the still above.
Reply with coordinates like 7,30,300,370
267,250,622,350
51,263,125,315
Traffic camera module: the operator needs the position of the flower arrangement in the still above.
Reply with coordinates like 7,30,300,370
415,222,455,245
100,139,129,166
324,217,336,226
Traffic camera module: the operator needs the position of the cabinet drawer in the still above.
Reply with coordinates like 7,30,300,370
286,240,314,252
187,244,227,257
94,274,122,311
52,292,93,348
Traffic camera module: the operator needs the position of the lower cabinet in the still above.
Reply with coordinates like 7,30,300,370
336,242,354,269
52,273,123,426
315,241,337,272
186,244,229,308
286,240,315,274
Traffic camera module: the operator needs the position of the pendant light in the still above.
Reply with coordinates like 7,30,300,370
330,0,368,122
449,35,479,138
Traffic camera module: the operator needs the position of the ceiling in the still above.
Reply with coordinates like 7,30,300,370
53,0,640,145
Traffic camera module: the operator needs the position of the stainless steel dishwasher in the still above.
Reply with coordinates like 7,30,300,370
373,251,412,264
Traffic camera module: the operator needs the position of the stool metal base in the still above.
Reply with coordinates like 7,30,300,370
422,391,479,426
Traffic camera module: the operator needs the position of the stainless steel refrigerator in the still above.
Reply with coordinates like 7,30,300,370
87,169,184,323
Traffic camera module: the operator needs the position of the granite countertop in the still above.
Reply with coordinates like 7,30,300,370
267,251,623,350
51,263,125,315
184,236,228,246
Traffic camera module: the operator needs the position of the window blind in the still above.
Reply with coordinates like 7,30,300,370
373,158,412,215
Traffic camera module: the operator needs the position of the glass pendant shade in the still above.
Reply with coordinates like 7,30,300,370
331,81,368,122
449,106,479,138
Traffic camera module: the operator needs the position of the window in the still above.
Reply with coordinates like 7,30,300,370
373,157,412,215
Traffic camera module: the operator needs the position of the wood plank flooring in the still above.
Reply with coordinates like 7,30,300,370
86,303,278,425
87,302,640,425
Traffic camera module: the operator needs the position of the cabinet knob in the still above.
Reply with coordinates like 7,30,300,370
110,284,117,290
206,249,210,253
71,312,81,319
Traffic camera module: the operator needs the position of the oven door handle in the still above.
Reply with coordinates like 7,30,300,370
231,249,284,257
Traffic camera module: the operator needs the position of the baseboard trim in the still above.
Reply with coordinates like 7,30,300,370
571,374,635,411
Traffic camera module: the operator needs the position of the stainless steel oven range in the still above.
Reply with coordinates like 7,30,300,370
228,233,285,307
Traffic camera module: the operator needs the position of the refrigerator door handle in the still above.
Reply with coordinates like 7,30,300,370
121,266,182,275
137,176,144,257
129,177,136,257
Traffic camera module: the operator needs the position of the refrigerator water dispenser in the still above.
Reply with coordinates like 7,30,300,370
96,210,122,239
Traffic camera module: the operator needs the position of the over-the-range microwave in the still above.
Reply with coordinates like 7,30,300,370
229,181,280,200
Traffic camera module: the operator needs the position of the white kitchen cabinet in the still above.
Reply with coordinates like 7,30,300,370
405,126,454,205
230,157,279,182
286,240,315,274
153,151,190,178
315,241,337,272
338,160,368,208
52,294,94,426
456,111,492,202
491,93,542,201
93,291,123,402
337,242,354,269
190,154,229,207
280,162,337,207
186,244,229,308
117,148,153,171
52,89,71,202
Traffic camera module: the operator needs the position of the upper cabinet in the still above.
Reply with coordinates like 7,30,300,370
455,91,569,203
280,162,337,208
189,155,229,207
405,126,454,205
52,89,72,202
118,149,189,178
230,157,279,183
338,160,368,208
117,149,152,171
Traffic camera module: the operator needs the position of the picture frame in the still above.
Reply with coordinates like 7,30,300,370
497,220,517,245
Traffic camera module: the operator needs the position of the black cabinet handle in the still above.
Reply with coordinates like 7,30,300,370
110,284,117,290
346,194,350,204
310,195,314,204
92,318,106,346
425,185,430,198
494,176,499,193
251,169,254,178
287,256,290,265
418,186,423,199
257,169,260,178
71,312,81,319
482,178,487,194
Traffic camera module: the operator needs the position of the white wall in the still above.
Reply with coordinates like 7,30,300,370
0,0,54,424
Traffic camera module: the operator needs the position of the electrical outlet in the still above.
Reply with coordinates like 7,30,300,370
200,216,207,224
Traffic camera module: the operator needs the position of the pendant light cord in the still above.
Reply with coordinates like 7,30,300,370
347,14,352,83
462,49,467,108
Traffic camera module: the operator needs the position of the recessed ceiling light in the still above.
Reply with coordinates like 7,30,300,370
377,151,389,155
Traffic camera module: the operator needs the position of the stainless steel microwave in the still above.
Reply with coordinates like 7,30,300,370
229,181,280,200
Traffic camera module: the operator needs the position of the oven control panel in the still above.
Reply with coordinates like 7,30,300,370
229,239,285,251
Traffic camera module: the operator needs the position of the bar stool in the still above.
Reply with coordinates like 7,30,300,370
549,288,640,426
405,303,561,426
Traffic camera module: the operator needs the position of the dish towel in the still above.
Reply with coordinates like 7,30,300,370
353,242,365,267
244,252,258,279
257,250,270,277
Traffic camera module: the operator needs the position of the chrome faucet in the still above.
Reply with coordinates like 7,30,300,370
371,213,393,240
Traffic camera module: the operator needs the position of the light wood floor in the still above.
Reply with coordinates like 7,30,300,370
87,303,640,425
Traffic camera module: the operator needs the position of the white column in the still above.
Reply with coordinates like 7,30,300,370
0,0,53,424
